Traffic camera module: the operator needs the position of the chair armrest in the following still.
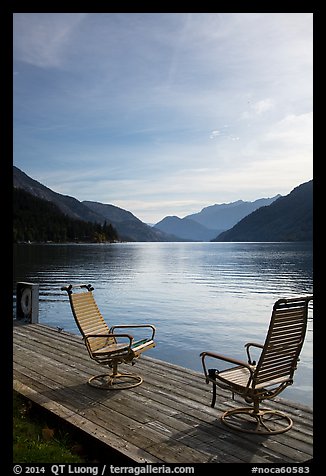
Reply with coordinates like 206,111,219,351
244,342,264,365
61,284,94,293
110,324,156,341
200,351,254,381
85,333,133,347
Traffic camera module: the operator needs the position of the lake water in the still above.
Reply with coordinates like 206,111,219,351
13,242,313,406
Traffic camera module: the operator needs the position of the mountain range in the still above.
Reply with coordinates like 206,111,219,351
13,166,312,242
154,195,280,241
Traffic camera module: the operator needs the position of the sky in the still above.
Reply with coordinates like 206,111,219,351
13,13,313,223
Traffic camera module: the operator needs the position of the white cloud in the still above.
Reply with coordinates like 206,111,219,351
265,112,313,145
252,99,274,115
210,130,221,139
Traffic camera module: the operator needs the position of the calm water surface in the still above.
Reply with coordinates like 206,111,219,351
13,242,313,406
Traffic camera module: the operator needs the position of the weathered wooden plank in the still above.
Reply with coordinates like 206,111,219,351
13,378,161,463
13,359,250,463
13,324,314,451
14,366,226,464
13,322,313,464
14,344,312,461
14,350,242,462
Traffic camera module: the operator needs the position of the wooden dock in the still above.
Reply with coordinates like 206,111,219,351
13,322,313,464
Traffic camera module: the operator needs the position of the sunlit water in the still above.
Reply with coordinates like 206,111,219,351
13,242,313,406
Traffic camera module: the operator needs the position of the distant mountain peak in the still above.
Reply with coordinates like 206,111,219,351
184,195,281,232
154,215,220,241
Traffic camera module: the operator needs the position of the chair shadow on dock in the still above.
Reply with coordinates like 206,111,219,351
36,375,277,464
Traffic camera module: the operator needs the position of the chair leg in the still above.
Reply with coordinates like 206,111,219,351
221,401,293,434
221,407,293,434
87,361,143,390
208,369,217,408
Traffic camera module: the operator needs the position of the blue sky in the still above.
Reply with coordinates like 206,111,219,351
13,13,313,223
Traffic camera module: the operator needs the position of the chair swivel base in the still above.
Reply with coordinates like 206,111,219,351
221,407,293,434
88,372,143,390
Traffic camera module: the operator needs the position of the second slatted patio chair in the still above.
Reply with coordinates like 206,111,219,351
201,295,312,434
61,284,156,390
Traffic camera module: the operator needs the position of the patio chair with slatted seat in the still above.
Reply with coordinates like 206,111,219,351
61,284,156,390
200,295,313,434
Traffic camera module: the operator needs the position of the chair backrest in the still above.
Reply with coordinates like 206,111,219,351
253,295,312,388
68,289,117,353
